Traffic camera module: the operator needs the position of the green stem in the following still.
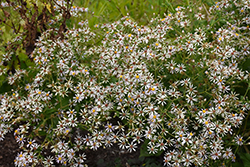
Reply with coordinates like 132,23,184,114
165,0,174,13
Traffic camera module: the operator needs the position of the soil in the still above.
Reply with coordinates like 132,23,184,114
0,132,163,167
0,132,21,167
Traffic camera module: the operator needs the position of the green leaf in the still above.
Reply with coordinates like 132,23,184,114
66,19,72,29
38,130,47,136
140,139,163,157
0,75,5,88
238,153,250,167
232,162,244,167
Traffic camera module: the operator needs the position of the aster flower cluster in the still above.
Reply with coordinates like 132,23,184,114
0,0,250,166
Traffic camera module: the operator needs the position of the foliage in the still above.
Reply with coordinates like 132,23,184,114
0,0,250,167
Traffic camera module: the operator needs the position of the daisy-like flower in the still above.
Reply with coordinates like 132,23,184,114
90,107,99,116
126,142,137,152
118,140,127,149
90,140,101,150
156,139,168,151
186,94,197,105
105,123,115,133
194,13,205,20
235,135,243,146
83,135,92,146
27,139,36,148
148,144,158,154
183,154,193,166
66,109,76,116
211,150,221,160
16,134,25,145
223,148,233,159
43,156,54,165
56,154,64,164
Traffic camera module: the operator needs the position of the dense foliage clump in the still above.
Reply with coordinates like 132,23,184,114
0,0,250,166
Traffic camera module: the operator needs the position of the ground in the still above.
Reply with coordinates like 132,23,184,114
0,132,164,167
